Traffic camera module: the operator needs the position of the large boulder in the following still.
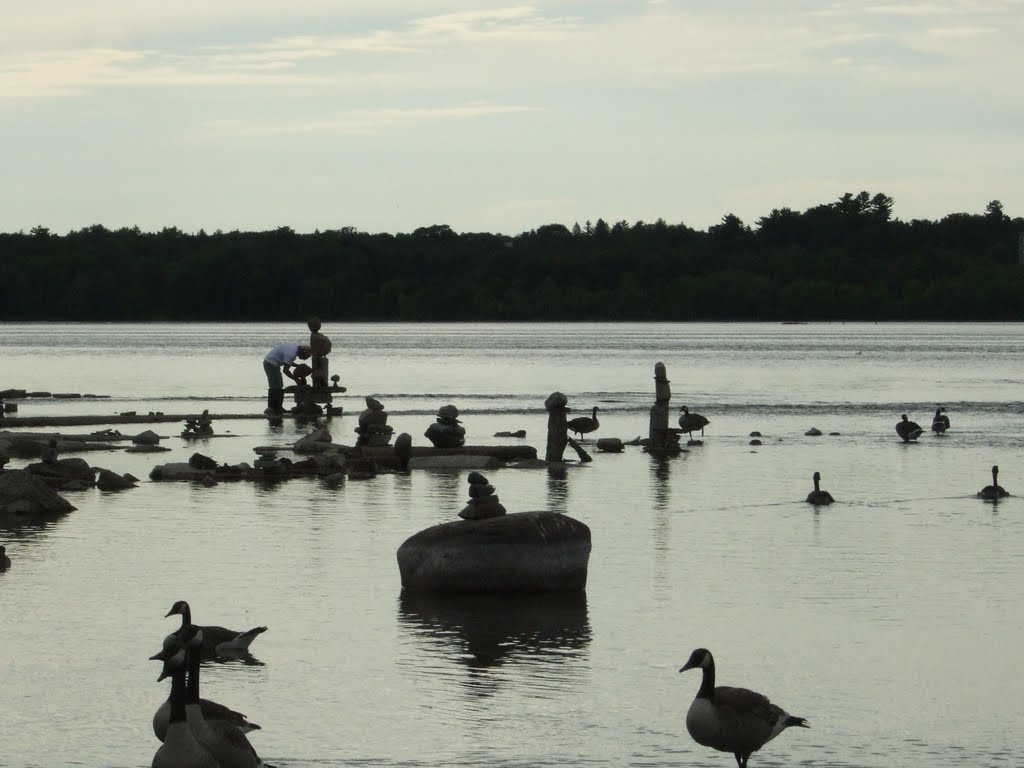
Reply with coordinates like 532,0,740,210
0,469,77,523
397,511,591,593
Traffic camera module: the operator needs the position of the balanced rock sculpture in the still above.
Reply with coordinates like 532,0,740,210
396,472,591,593
424,404,466,448
355,396,394,447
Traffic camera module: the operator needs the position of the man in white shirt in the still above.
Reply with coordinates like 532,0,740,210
263,342,311,414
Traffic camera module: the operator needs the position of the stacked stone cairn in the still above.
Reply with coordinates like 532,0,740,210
182,410,214,437
424,404,466,448
457,471,507,520
355,396,394,447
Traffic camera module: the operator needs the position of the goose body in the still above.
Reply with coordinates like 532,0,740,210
978,465,1009,500
567,406,600,438
805,472,834,506
166,600,267,661
679,648,808,768
931,407,950,435
895,414,923,442
154,693,260,742
152,648,218,768
0,545,10,570
679,406,710,441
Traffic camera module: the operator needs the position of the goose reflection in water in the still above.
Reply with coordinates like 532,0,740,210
397,591,591,684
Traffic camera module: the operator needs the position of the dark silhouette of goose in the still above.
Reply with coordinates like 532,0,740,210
895,414,923,442
977,465,1009,500
679,406,710,441
679,648,809,768
931,407,950,435
165,600,267,661
805,472,834,506
567,406,600,438
0,545,10,570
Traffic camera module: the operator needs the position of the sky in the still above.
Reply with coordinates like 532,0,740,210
2,1,1022,236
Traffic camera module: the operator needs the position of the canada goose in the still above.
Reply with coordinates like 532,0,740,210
679,648,808,768
679,406,710,442
567,406,600,438
0,545,10,570
183,628,268,768
895,414,923,442
978,465,1009,500
805,472,834,506
165,600,267,661
152,646,218,768
931,407,950,435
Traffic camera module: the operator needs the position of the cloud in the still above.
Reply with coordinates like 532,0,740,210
204,104,544,137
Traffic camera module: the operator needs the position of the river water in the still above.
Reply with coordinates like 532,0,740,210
1,322,1022,767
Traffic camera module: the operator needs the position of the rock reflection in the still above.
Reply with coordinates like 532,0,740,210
545,464,569,513
398,591,591,682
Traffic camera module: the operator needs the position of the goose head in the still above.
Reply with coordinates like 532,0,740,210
679,648,714,673
151,624,201,661
165,600,192,621
157,647,188,681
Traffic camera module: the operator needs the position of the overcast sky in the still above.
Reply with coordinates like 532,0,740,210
2,1,1021,236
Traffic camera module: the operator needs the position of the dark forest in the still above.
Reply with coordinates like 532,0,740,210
2,192,1021,321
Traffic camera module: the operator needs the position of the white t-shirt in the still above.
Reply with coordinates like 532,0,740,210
264,342,300,366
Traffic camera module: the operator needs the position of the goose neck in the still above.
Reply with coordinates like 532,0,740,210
696,658,716,699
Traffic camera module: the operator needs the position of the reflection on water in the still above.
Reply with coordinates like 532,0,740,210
544,465,569,513
397,590,591,690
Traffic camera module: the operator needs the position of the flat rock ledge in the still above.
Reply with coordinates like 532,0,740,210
397,511,591,594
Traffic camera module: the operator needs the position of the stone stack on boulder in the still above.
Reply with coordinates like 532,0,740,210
424,404,466,449
457,471,505,519
396,474,591,594
355,396,394,447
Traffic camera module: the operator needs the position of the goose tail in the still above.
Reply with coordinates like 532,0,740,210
237,625,268,647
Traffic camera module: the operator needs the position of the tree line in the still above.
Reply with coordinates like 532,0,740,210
2,192,1021,321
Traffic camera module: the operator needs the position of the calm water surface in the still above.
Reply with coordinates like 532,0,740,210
1,322,1022,768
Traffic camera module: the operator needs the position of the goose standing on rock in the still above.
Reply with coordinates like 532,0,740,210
165,600,267,661
679,648,809,768
895,414,923,442
978,465,1009,500
931,407,951,435
805,472,834,506
567,406,600,439
679,406,710,443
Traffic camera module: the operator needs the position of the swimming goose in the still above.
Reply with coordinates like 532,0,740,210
165,600,267,661
931,407,950,435
567,406,600,438
805,472,834,506
895,414,923,442
152,646,218,768
977,465,1009,500
183,628,269,768
679,406,710,442
679,648,808,768
0,545,10,570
